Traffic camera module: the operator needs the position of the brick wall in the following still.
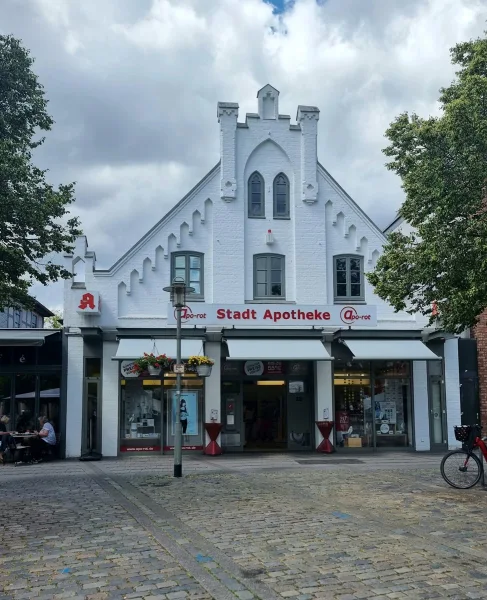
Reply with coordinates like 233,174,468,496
473,311,487,429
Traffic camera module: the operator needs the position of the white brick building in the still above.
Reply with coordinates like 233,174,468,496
63,85,463,458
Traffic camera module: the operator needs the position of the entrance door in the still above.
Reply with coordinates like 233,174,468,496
242,381,286,451
287,384,312,451
82,379,101,455
221,381,243,451
429,376,447,449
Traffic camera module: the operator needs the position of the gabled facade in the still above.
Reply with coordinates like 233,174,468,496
63,86,463,458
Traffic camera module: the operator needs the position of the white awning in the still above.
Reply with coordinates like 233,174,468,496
0,329,58,346
113,338,204,360
226,338,332,361
343,339,441,361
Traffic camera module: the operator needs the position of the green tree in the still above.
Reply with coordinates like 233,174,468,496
45,309,63,329
0,35,81,311
368,32,487,334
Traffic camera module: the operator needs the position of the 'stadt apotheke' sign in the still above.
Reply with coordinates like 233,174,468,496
167,304,377,327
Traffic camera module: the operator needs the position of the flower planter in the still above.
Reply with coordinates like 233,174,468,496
196,364,212,377
147,366,162,376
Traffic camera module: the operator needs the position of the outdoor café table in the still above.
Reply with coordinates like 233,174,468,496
11,433,36,463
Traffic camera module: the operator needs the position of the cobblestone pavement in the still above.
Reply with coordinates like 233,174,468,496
1,453,487,600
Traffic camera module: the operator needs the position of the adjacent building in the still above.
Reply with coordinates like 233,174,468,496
0,298,62,439
62,85,466,458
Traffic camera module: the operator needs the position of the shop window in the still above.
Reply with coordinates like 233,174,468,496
38,335,62,365
273,173,290,219
334,255,364,302
248,171,265,218
373,378,412,448
171,252,204,299
85,357,101,378
0,347,12,365
120,379,163,452
374,361,409,378
40,374,60,432
14,346,36,366
14,374,36,432
253,254,285,299
31,313,38,328
0,376,12,421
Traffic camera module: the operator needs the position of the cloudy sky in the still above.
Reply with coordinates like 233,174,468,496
1,0,486,311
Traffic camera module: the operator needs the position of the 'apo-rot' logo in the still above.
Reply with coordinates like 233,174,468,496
340,306,372,325
177,307,207,324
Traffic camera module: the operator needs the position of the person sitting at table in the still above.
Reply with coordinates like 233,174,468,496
29,416,56,463
0,415,14,464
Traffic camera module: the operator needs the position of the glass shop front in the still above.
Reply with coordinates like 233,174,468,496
334,360,413,449
120,372,205,454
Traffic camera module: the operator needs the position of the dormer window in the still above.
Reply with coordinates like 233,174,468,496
273,173,290,219
248,172,265,218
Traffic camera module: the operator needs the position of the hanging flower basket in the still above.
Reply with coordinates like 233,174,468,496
131,353,172,377
187,355,214,378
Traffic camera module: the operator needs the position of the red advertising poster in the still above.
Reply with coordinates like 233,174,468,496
265,361,284,374
335,411,350,432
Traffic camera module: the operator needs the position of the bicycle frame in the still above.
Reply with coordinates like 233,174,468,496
473,436,487,461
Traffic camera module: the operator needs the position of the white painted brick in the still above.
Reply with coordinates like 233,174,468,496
101,341,119,457
413,361,430,451
444,338,462,448
65,333,83,458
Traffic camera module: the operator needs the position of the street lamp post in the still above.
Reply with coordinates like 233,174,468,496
163,277,193,478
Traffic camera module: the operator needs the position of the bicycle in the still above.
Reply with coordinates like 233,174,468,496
440,424,487,489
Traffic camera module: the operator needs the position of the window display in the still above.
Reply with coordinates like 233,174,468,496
120,379,162,452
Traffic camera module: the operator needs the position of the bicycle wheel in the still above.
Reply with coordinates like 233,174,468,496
440,449,483,489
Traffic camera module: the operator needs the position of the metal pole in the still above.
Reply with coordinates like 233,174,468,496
174,304,183,478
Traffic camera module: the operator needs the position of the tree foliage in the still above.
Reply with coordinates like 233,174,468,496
44,309,63,329
367,33,487,333
0,35,81,311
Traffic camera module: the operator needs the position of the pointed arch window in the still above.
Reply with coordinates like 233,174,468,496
273,173,290,219
248,171,265,218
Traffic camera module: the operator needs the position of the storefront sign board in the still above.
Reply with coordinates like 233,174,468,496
120,360,139,378
167,304,376,327
76,291,101,315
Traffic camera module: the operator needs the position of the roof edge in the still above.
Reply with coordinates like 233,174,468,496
317,162,387,242
95,162,221,276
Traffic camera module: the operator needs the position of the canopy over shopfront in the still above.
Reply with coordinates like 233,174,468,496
0,330,58,346
226,338,332,361
112,338,204,360
342,339,441,361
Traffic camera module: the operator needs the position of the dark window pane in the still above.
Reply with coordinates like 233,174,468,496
271,270,281,284
256,270,267,284
336,284,348,297
38,336,62,365
256,257,267,271
14,346,36,366
250,173,263,217
350,258,361,271
0,348,12,365
40,374,60,432
336,258,346,271
336,271,346,284
86,358,101,378
256,283,267,297
0,376,11,421
15,374,36,432
271,257,282,270
351,284,361,297
350,270,360,283
271,284,282,296
191,282,201,294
